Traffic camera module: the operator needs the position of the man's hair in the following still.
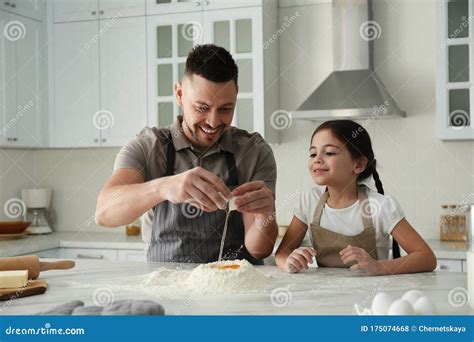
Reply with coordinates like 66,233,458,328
184,44,238,85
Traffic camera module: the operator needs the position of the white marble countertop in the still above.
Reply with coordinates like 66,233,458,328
0,232,146,257
0,259,471,315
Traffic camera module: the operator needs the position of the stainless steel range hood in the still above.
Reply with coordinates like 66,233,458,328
290,0,405,120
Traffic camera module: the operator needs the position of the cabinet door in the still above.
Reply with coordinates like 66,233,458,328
0,11,9,145
53,0,99,23
98,17,147,146
6,0,44,21
203,0,262,11
147,13,203,128
203,7,263,134
436,258,463,272
53,21,100,147
59,248,118,260
117,249,146,261
11,14,43,147
98,0,145,19
145,0,202,15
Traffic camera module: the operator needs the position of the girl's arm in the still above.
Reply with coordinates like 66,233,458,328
340,218,437,275
275,216,316,273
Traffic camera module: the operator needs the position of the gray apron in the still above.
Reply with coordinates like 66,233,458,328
148,132,263,265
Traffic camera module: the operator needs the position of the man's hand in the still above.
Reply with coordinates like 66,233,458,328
231,181,275,217
340,245,382,275
163,166,231,212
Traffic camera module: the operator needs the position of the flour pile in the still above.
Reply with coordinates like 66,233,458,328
184,259,270,294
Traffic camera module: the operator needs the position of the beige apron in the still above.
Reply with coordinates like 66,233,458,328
310,187,378,268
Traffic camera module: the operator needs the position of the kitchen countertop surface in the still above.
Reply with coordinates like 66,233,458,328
0,232,146,257
0,259,471,315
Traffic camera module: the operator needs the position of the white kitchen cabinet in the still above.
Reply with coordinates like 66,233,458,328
53,0,99,23
117,249,146,261
0,11,44,148
145,0,261,15
0,0,44,21
33,248,62,258
52,20,100,147
436,0,474,140
98,0,145,19
53,0,145,23
462,260,467,272
98,16,147,147
436,258,463,272
59,247,118,260
147,1,279,142
51,15,146,147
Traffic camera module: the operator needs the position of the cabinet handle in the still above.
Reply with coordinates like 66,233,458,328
101,138,106,143
12,137,17,141
6,138,11,142
76,253,105,260
4,2,10,6
193,0,200,5
10,2,15,7
99,10,104,15
91,11,96,15
440,265,448,270
203,1,209,5
94,138,99,143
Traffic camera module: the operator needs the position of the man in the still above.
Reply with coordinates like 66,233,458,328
96,44,277,264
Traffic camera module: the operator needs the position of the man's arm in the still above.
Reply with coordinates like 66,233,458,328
96,167,232,228
95,168,169,227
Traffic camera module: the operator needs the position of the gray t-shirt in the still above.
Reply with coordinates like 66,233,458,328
113,116,277,246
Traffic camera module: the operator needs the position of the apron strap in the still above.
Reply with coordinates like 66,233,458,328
165,132,176,176
312,189,328,224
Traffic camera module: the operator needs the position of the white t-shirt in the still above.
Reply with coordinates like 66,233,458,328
294,185,405,260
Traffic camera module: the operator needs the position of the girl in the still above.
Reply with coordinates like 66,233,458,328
275,120,436,275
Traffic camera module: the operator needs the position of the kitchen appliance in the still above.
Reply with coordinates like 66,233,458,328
290,0,405,120
21,188,53,235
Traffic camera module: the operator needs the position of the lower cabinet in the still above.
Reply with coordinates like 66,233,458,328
30,247,146,261
436,258,464,272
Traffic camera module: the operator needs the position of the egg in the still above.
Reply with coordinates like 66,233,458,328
387,299,415,315
401,290,425,306
371,292,394,315
228,197,238,211
413,296,436,315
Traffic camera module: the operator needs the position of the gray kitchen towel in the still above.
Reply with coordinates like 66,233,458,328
38,300,165,316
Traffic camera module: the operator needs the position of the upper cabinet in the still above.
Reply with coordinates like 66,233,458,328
436,0,474,140
49,0,147,147
0,10,44,148
145,0,261,15
147,0,280,143
0,0,44,21
53,0,145,23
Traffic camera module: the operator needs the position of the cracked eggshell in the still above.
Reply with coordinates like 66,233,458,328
387,299,415,315
228,197,238,211
401,290,425,306
371,292,394,315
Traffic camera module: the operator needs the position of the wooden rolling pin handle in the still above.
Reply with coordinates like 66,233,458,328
39,260,75,271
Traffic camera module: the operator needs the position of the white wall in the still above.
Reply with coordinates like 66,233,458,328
0,0,472,240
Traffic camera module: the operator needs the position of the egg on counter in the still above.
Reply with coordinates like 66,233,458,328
371,292,394,315
401,289,424,306
387,299,415,315
413,296,436,315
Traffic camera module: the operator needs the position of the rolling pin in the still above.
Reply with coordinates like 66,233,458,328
0,256,75,279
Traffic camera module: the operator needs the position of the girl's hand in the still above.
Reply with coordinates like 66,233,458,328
285,247,317,273
339,245,382,275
